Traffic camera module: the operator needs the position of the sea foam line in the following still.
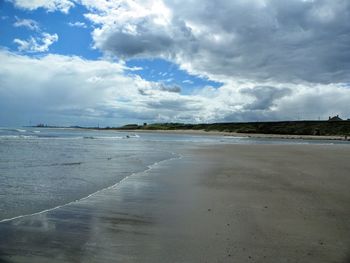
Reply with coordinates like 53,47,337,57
0,152,182,224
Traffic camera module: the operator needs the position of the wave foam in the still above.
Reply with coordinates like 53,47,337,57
0,151,182,224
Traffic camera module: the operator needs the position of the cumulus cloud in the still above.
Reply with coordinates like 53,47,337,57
13,17,40,31
241,86,292,110
3,0,350,125
0,50,137,125
13,32,58,53
10,0,74,13
10,0,350,85
81,0,350,85
82,0,191,59
1,50,350,126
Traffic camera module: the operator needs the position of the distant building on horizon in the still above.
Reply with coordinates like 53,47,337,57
328,115,343,121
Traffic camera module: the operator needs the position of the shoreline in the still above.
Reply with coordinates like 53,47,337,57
117,129,350,141
1,143,349,262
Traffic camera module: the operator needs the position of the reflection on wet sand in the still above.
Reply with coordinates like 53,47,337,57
1,144,350,263
0,167,158,263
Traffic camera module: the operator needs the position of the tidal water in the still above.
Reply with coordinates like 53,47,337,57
0,127,345,222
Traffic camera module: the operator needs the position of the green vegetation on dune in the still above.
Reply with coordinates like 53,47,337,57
116,121,350,136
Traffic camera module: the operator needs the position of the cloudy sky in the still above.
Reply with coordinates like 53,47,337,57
0,0,349,126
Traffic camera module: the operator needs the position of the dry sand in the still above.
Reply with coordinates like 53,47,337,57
0,143,350,262
120,128,349,141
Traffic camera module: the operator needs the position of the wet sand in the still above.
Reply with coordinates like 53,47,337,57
1,144,350,262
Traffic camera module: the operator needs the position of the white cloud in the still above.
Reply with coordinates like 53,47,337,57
68,21,87,28
4,0,350,125
13,17,40,31
1,50,350,126
8,0,350,86
13,33,58,53
10,0,74,13
80,0,350,85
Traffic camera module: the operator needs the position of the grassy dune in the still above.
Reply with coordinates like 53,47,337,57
116,121,350,136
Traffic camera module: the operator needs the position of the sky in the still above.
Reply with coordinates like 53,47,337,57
0,0,350,127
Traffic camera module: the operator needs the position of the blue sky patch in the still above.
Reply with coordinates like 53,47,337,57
0,1,101,59
0,0,222,91
126,58,222,94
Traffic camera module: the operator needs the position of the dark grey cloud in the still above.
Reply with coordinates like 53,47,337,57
138,89,147,96
159,84,181,93
95,16,195,60
89,0,350,84
138,83,181,96
241,86,292,110
100,19,174,58
145,98,201,111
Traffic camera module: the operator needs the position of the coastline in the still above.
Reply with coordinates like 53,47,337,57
118,128,349,141
1,143,350,262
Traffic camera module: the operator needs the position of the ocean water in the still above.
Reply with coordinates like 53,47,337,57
0,127,347,222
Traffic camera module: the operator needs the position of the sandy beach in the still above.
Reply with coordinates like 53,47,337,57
1,143,350,262
118,128,350,141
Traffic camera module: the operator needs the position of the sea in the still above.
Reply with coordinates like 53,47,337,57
0,127,347,222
